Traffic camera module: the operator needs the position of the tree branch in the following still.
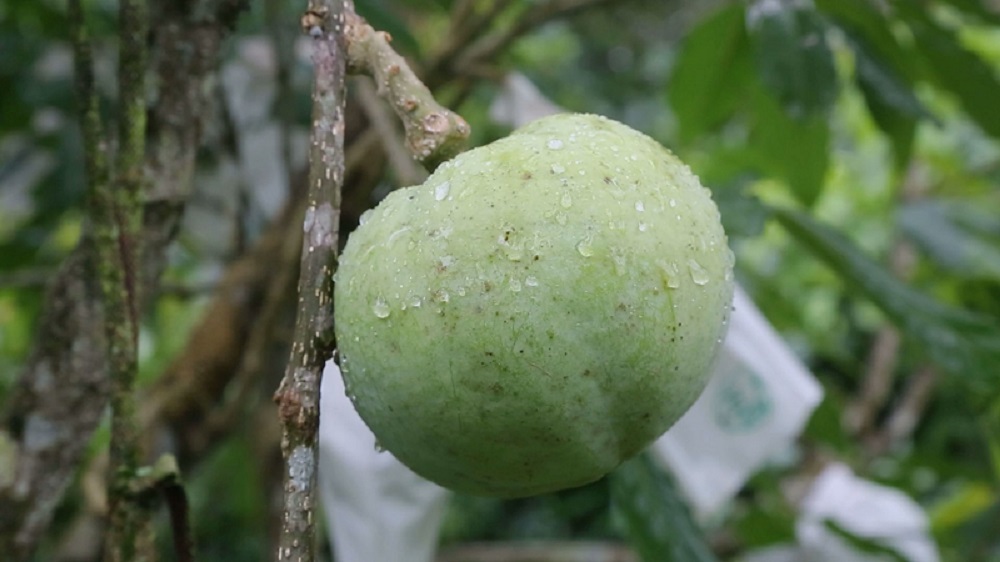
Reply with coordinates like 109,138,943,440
354,77,428,187
273,1,350,560
100,0,151,557
0,252,106,562
455,0,609,72
345,11,470,169
427,0,619,107
865,366,939,457
0,0,247,558
844,163,927,441
0,2,110,558
428,0,519,89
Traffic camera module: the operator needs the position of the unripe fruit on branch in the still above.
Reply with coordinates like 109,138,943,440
333,114,734,498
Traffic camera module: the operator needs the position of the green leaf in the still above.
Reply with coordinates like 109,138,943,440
948,497,1000,560
816,0,919,82
713,178,772,238
939,0,1000,26
610,454,718,562
668,4,752,142
773,207,1000,394
804,394,852,451
849,33,929,121
898,198,1000,280
845,30,928,169
747,0,838,117
819,1,934,168
856,82,916,172
901,9,1000,140
748,84,830,206
930,479,998,531
985,404,1000,480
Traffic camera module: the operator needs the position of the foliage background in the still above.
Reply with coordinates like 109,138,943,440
1,0,1000,560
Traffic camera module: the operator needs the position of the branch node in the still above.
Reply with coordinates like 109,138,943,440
345,11,470,169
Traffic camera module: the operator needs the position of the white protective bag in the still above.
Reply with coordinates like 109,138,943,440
650,285,824,518
318,365,449,562
796,463,940,562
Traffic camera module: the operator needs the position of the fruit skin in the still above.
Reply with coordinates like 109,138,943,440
333,113,734,498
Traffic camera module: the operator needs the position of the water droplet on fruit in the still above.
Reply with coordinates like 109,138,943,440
611,249,627,276
433,289,450,303
387,226,411,244
555,212,568,225
638,222,648,232
497,226,524,261
432,225,453,239
374,440,386,452
547,139,564,150
434,181,451,201
359,209,373,225
525,276,539,287
657,259,681,289
635,200,645,212
373,296,390,318
409,295,422,308
669,198,677,208
500,242,524,261
560,194,573,208
688,259,710,286
576,234,594,257
551,164,565,174
509,278,522,292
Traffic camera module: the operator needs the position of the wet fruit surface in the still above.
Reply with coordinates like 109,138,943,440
334,113,735,497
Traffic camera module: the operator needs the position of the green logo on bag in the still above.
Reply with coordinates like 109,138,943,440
712,367,773,432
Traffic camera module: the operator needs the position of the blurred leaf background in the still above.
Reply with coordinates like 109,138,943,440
1,0,1000,560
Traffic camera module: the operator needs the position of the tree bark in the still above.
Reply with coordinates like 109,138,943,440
272,2,350,560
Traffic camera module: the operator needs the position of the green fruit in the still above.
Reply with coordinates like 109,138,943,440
334,113,734,498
